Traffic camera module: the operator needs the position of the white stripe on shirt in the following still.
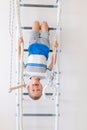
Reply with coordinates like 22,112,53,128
27,55,47,65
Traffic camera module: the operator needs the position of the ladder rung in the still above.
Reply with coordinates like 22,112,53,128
23,113,56,116
45,93,53,95
24,49,53,52
20,4,58,8
21,26,57,30
23,92,54,95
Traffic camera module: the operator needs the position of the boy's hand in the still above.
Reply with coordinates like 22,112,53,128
53,40,58,49
18,37,23,44
52,40,58,51
18,37,23,61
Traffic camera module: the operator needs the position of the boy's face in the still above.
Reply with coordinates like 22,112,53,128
27,77,42,97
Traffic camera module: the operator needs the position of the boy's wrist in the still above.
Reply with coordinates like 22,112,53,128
53,47,57,52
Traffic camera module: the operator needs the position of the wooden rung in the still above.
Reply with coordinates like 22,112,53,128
9,84,26,93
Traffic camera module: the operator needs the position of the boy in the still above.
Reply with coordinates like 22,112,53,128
18,21,58,100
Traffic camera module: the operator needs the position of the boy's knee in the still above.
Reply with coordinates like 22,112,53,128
32,21,40,32
41,21,48,26
41,21,48,32
33,20,39,24
33,21,40,25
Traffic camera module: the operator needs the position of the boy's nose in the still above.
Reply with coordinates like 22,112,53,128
33,83,39,87
34,83,38,85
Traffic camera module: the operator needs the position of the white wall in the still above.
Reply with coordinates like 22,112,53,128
60,0,87,130
0,1,16,130
0,0,87,130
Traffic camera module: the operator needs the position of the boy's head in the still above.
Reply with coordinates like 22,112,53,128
27,76,43,100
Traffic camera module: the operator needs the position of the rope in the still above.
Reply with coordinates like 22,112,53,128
9,0,15,88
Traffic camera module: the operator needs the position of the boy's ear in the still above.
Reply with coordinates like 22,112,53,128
26,85,30,91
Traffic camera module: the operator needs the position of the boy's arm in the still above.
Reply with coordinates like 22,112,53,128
18,37,24,61
48,40,58,70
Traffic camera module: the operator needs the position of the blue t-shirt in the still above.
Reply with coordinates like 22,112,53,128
28,43,50,60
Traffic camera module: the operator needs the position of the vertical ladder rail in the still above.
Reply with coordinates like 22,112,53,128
15,0,63,130
15,0,24,130
55,0,62,130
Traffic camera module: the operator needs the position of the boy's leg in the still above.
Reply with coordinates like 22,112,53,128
41,21,49,32
40,21,50,48
32,21,40,32
29,21,40,44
